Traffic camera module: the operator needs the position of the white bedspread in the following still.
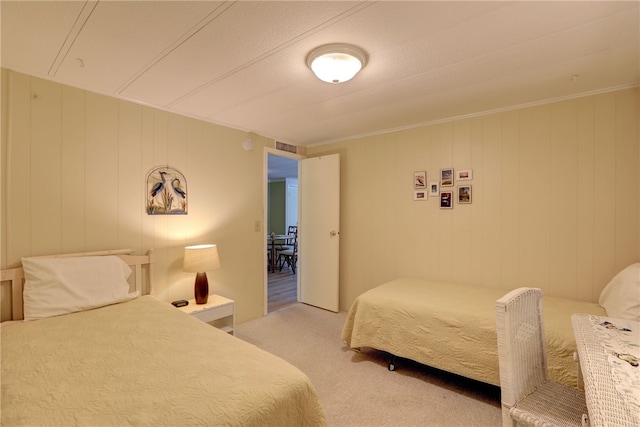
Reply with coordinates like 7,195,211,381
341,278,606,387
1,296,325,426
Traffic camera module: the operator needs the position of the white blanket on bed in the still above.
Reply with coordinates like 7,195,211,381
1,296,325,426
341,278,606,387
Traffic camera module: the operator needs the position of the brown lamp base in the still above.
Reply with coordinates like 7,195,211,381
194,272,209,304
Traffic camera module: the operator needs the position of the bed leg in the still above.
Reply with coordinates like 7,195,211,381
388,354,396,371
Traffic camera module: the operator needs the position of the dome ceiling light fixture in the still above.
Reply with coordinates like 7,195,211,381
306,43,368,84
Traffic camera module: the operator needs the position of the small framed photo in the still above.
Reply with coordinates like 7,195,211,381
414,171,427,189
456,169,473,181
458,185,472,204
440,191,453,209
440,168,454,187
413,190,427,201
429,181,439,196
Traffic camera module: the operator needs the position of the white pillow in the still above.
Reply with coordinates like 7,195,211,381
599,263,640,321
22,255,139,320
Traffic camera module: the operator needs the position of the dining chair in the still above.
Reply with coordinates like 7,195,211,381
282,226,297,250
278,233,298,274
495,287,590,427
276,225,297,262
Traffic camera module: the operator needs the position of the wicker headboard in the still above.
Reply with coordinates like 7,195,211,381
0,249,154,321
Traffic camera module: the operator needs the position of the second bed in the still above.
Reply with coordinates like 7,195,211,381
341,278,606,387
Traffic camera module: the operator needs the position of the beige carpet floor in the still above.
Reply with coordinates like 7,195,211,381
236,302,502,427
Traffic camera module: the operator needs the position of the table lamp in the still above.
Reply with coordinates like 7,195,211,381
183,244,220,304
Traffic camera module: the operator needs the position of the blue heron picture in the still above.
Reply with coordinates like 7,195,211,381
146,166,188,215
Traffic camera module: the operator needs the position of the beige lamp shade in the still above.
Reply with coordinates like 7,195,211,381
183,244,220,272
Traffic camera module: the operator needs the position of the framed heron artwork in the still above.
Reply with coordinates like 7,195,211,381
146,166,188,215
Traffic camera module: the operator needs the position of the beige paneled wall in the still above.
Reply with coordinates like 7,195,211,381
2,68,638,320
308,88,639,311
1,70,267,323
0,71,7,276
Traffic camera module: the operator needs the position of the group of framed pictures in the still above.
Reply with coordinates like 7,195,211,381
413,168,473,208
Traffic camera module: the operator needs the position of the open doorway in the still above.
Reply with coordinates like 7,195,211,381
266,153,299,312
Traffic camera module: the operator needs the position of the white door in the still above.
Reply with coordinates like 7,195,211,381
298,154,340,312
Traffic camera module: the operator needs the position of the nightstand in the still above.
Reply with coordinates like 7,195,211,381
178,294,235,335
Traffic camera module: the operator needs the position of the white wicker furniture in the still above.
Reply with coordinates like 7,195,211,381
572,314,640,427
496,287,589,427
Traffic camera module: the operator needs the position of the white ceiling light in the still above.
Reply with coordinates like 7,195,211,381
306,43,368,84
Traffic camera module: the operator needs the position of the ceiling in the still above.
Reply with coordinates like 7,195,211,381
1,1,638,147
268,154,298,180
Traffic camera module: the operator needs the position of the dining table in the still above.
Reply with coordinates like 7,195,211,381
267,234,290,273
572,313,640,427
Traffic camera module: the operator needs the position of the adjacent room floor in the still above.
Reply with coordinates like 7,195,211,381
268,267,297,312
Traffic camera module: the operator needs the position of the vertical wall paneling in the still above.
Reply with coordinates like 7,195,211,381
30,78,62,255
383,133,400,281
480,114,503,288
117,101,143,252
6,72,32,266
337,142,355,307
614,90,639,271
364,136,383,287
469,117,484,285
398,127,426,279
165,114,189,297
183,119,210,235
451,119,472,284
2,69,638,317
417,128,432,275
576,97,596,301
140,107,155,261
519,106,551,291
437,123,454,280
500,110,520,288
549,101,579,298
60,86,86,253
592,94,617,291
368,135,391,284
1,71,8,313
1,71,268,323
424,126,440,276
308,87,638,309
341,138,368,305
85,92,119,250
1,70,7,268
150,110,169,293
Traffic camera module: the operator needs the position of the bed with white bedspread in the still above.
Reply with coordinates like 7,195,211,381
1,249,325,427
341,278,610,387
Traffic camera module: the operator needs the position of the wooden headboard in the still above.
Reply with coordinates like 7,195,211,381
0,249,154,321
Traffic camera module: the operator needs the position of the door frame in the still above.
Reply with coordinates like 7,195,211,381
263,147,304,315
